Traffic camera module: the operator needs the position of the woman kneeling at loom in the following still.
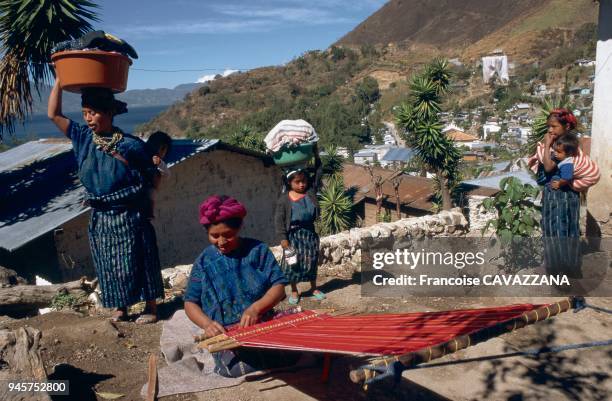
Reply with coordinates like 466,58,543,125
184,195,299,377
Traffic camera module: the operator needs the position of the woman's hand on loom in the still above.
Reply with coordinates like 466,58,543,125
203,321,225,337
240,305,261,328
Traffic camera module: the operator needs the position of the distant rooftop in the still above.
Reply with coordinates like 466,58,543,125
463,170,537,190
381,147,415,162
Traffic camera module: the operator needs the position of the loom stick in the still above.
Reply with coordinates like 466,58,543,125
197,333,230,348
146,353,158,401
349,298,574,385
207,338,241,352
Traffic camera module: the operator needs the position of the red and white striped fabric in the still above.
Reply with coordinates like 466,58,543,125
528,142,600,191
264,119,319,153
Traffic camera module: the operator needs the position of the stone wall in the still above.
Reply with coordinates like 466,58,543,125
466,195,497,234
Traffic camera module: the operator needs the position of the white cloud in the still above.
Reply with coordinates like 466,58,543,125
118,20,271,36
115,1,369,37
214,5,353,23
196,69,239,83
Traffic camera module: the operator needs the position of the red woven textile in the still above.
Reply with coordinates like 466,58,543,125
225,304,543,356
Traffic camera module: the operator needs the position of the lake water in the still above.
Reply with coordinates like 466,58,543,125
3,105,168,145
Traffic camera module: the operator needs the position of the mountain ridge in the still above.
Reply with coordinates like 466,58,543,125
30,82,204,114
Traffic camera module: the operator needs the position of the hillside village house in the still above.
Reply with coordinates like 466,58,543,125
483,121,502,140
353,149,378,165
380,147,415,168
342,163,496,226
0,138,283,282
444,128,482,151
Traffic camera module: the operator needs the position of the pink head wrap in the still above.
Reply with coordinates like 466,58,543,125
199,195,247,225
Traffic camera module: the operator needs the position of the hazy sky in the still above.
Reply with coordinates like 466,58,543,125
93,0,386,89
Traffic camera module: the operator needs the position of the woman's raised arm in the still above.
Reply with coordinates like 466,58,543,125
47,80,70,135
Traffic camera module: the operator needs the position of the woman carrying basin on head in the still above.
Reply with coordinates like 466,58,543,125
48,80,164,324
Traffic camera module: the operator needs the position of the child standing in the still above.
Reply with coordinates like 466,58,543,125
145,131,172,218
274,146,324,305
146,131,172,180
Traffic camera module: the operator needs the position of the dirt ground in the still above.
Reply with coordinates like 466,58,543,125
2,276,611,401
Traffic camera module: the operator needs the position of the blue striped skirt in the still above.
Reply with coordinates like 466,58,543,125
541,186,582,277
282,227,320,283
87,185,164,308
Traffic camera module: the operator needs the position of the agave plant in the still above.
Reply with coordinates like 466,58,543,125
0,0,99,138
527,96,571,155
318,176,353,236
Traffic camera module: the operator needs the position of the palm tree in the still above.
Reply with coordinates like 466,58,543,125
0,0,99,138
395,59,461,210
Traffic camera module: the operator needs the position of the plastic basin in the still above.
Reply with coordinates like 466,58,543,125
272,143,314,166
51,50,132,93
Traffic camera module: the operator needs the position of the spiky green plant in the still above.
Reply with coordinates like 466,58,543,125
395,59,461,210
425,58,452,96
0,0,99,138
408,75,441,122
229,125,266,152
527,96,571,155
318,176,353,236
321,145,344,177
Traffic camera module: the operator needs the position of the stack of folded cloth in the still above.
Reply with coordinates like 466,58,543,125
52,30,138,59
264,119,319,153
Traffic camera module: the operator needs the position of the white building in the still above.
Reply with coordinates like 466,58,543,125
353,150,378,165
483,122,502,140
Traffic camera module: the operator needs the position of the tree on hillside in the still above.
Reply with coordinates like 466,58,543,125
390,173,403,220
364,164,384,221
0,0,99,139
355,76,380,106
395,58,461,210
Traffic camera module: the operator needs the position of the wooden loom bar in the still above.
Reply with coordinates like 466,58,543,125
349,298,574,385
197,310,327,352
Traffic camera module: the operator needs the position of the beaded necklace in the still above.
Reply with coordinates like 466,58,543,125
92,128,123,154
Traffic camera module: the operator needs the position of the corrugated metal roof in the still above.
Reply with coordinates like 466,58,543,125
0,138,244,252
381,147,415,162
165,139,219,166
463,170,538,190
354,151,377,157
0,139,72,174
0,185,88,251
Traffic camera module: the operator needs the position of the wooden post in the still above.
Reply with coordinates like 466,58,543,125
321,353,332,383
146,353,158,401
